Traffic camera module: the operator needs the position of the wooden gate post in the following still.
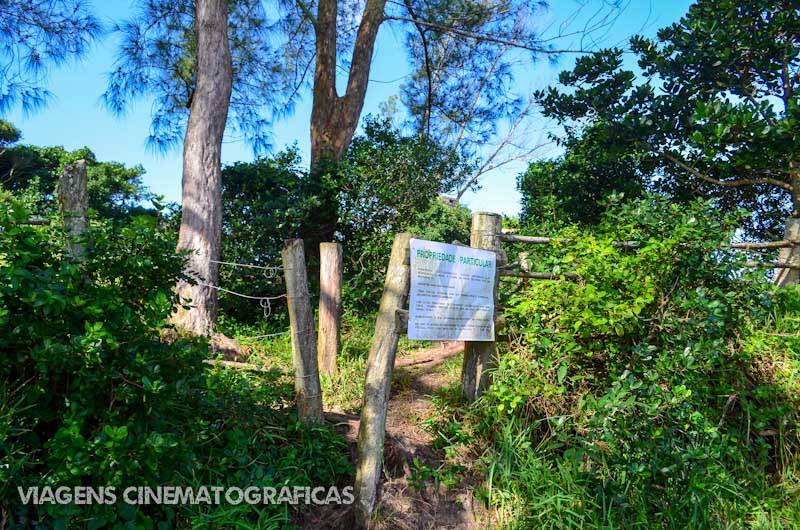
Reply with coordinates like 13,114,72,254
775,217,800,287
318,242,343,376
282,239,324,423
354,233,412,528
58,159,89,261
462,212,502,402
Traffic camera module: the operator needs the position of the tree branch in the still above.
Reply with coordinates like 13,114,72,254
294,0,317,27
456,97,550,201
661,151,792,191
343,0,387,112
403,0,432,137
384,15,586,54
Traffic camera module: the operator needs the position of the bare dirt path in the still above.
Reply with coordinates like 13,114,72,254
298,341,487,530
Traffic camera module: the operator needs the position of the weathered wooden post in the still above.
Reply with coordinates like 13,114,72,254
775,217,800,287
282,239,324,423
354,233,412,528
318,242,343,376
58,160,89,261
461,212,502,402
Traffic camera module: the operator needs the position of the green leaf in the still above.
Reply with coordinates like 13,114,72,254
557,364,568,384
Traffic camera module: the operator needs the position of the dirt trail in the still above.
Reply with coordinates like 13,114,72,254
298,341,487,530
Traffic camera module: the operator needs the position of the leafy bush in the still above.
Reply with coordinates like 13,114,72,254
217,120,472,323
336,117,471,311
0,201,351,529
0,141,156,220
458,197,800,527
219,147,310,327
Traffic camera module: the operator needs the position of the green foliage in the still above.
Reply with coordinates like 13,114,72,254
433,197,800,528
0,1,101,113
336,117,471,310
216,118,471,318
104,0,292,152
0,200,351,529
537,0,800,239
0,120,21,146
0,142,156,220
218,147,311,327
518,129,645,227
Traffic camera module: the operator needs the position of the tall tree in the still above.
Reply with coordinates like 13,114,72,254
106,0,294,335
104,0,284,152
397,0,623,201
0,0,101,113
171,0,233,335
283,0,595,245
106,0,623,330
537,0,800,241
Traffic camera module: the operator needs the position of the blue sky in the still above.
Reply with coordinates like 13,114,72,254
5,0,693,217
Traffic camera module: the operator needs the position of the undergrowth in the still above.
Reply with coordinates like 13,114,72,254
0,203,352,529
427,198,800,529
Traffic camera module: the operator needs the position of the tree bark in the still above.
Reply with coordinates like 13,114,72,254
310,0,388,168
775,217,800,287
304,0,388,251
173,0,233,336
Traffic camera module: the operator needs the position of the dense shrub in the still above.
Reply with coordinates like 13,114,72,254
217,118,472,321
219,147,310,328
0,201,351,529
0,141,156,220
452,197,800,528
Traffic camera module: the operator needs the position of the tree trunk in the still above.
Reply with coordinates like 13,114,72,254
305,0,388,248
310,0,387,168
775,216,800,287
173,0,233,336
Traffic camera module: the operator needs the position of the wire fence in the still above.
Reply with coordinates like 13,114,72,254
193,257,292,339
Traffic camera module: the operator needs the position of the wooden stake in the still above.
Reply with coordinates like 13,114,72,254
462,212,502,402
354,233,412,528
58,160,89,261
318,242,343,376
281,239,324,423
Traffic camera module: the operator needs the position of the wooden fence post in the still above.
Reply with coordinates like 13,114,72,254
462,212,502,402
58,159,89,261
354,233,412,528
775,217,800,287
282,239,324,423
318,242,343,376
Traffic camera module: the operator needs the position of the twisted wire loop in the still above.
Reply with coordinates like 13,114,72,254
186,255,311,341
263,266,281,280
203,257,284,281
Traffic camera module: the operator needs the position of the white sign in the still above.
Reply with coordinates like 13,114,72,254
408,239,496,341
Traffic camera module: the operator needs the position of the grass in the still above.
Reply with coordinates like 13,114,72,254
234,305,800,530
236,311,441,414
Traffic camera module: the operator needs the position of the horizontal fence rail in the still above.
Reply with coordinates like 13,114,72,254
497,233,800,274
499,233,797,251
